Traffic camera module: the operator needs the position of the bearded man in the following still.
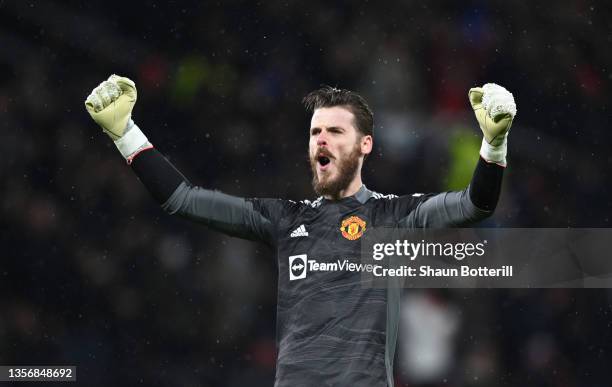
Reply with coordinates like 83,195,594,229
85,76,515,386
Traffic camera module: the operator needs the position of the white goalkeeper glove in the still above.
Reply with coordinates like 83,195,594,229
469,83,517,166
85,74,152,162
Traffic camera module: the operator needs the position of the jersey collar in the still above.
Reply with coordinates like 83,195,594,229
353,184,374,204
317,185,374,205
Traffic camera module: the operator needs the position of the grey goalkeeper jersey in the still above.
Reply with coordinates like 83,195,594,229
161,183,490,386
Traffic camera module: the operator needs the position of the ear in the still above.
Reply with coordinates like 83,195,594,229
360,135,373,155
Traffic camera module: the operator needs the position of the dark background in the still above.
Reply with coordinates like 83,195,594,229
1,1,611,386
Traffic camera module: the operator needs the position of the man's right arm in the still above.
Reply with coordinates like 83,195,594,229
131,148,277,244
84,75,278,246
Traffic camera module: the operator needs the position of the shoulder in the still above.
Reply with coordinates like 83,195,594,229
366,190,432,221
370,191,399,200
298,196,324,209
249,197,324,219
368,190,426,201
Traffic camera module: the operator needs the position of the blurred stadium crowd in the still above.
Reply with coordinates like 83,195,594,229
1,1,611,386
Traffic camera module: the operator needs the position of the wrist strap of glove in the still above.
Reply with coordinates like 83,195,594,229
113,122,151,163
480,136,507,167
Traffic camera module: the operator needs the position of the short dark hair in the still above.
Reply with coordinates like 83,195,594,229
302,86,374,137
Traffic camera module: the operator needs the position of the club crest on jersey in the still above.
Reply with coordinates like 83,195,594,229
340,216,366,241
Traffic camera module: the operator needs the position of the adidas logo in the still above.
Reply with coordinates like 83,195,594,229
290,224,309,238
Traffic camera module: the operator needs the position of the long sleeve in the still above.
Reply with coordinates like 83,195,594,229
130,148,280,245
402,157,504,228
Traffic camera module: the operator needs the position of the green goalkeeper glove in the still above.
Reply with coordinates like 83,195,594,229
468,83,517,166
85,75,151,162
85,74,137,140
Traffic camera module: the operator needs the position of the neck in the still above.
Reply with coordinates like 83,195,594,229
324,176,363,201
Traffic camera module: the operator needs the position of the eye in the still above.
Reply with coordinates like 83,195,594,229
310,128,321,136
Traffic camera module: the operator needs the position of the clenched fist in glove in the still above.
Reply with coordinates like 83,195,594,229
469,83,517,167
85,75,152,163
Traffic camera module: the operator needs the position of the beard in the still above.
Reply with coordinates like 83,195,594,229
310,143,361,199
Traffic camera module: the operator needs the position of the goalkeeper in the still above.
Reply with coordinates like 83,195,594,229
85,75,516,387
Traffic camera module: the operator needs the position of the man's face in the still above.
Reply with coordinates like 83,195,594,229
308,106,371,198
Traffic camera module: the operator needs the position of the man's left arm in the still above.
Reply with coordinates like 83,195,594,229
405,83,516,228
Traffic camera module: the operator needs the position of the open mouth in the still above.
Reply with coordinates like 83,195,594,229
317,156,331,166
314,149,334,171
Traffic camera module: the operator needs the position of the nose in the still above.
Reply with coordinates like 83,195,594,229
316,131,328,147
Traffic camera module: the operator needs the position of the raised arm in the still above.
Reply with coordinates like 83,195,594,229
406,157,503,227
84,75,279,245
405,83,516,228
